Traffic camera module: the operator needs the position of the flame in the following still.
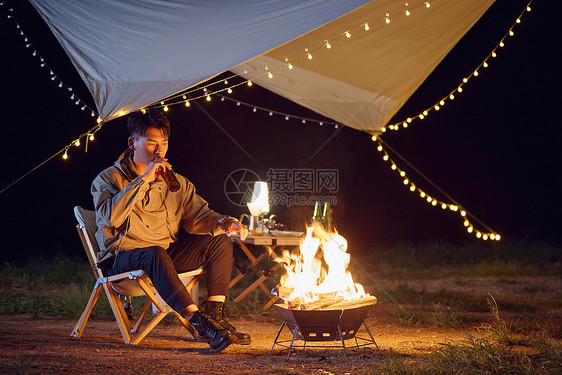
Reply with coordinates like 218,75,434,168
273,222,368,304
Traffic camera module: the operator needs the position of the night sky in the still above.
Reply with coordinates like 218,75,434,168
1,0,560,263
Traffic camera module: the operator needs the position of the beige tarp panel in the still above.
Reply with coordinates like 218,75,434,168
231,0,494,132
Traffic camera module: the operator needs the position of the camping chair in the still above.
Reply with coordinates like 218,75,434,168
71,206,204,345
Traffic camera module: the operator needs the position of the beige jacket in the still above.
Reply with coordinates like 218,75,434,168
91,149,229,261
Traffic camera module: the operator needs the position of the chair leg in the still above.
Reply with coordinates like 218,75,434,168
132,298,153,333
71,284,102,338
174,311,198,340
102,283,132,344
131,310,168,345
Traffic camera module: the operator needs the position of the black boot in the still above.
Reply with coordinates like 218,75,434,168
201,301,252,345
188,311,234,353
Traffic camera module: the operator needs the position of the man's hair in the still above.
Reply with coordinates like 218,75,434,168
127,108,171,139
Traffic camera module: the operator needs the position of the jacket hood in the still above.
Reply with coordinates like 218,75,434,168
114,148,138,181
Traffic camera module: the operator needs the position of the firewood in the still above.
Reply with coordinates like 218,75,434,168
324,296,378,310
305,296,345,310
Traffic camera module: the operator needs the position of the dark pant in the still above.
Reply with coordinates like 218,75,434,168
108,231,233,314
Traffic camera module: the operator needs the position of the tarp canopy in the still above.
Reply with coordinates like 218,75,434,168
30,0,493,132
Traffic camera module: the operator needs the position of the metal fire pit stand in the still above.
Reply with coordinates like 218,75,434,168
269,304,380,360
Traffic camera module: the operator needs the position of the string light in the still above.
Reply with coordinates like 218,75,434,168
215,94,339,128
381,0,533,134
371,137,500,240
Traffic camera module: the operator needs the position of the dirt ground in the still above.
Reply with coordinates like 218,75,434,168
0,307,466,374
1,276,560,374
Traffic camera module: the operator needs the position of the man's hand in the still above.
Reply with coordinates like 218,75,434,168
141,157,172,183
222,218,248,241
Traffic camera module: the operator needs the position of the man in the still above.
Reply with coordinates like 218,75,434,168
91,109,250,353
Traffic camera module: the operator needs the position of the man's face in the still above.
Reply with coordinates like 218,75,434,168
128,127,169,167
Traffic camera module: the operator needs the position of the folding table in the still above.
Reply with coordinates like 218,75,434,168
229,233,303,309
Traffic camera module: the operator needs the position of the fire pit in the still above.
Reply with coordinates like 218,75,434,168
269,298,378,359
268,223,379,359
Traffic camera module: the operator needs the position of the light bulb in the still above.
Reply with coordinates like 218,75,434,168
464,220,469,227
307,53,312,60
224,80,228,85
345,31,351,38
458,87,463,93
285,116,290,121
490,234,496,240
440,100,445,106
467,227,473,233
449,94,455,100
63,152,68,160
97,117,102,123
495,234,501,241
385,17,390,24
425,2,430,8
473,71,479,76
403,123,408,128
461,210,466,217
463,78,468,83
253,108,257,112
407,118,412,123
405,10,410,16
492,51,497,58
483,234,488,240
141,109,146,114
483,62,489,68
400,171,406,177
441,203,447,209
164,105,169,111
269,112,273,116
509,30,514,36
371,135,377,141
410,185,416,192
364,23,370,30
227,88,232,94
288,63,294,69
403,179,409,185
383,155,389,161
526,6,531,11
500,41,505,47
185,101,190,107
325,41,332,49
434,105,440,111
476,232,482,238
268,72,273,79
431,199,437,206
206,95,211,101
516,18,521,23
381,127,387,132
89,134,94,141
419,114,425,119
391,164,397,170
377,145,383,152
74,140,80,146
423,111,428,116
182,94,187,100
420,192,426,198
426,196,432,203
247,81,253,86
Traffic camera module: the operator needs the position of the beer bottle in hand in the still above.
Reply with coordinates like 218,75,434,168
161,168,181,192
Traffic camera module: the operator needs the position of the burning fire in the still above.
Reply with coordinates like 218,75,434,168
272,223,369,307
